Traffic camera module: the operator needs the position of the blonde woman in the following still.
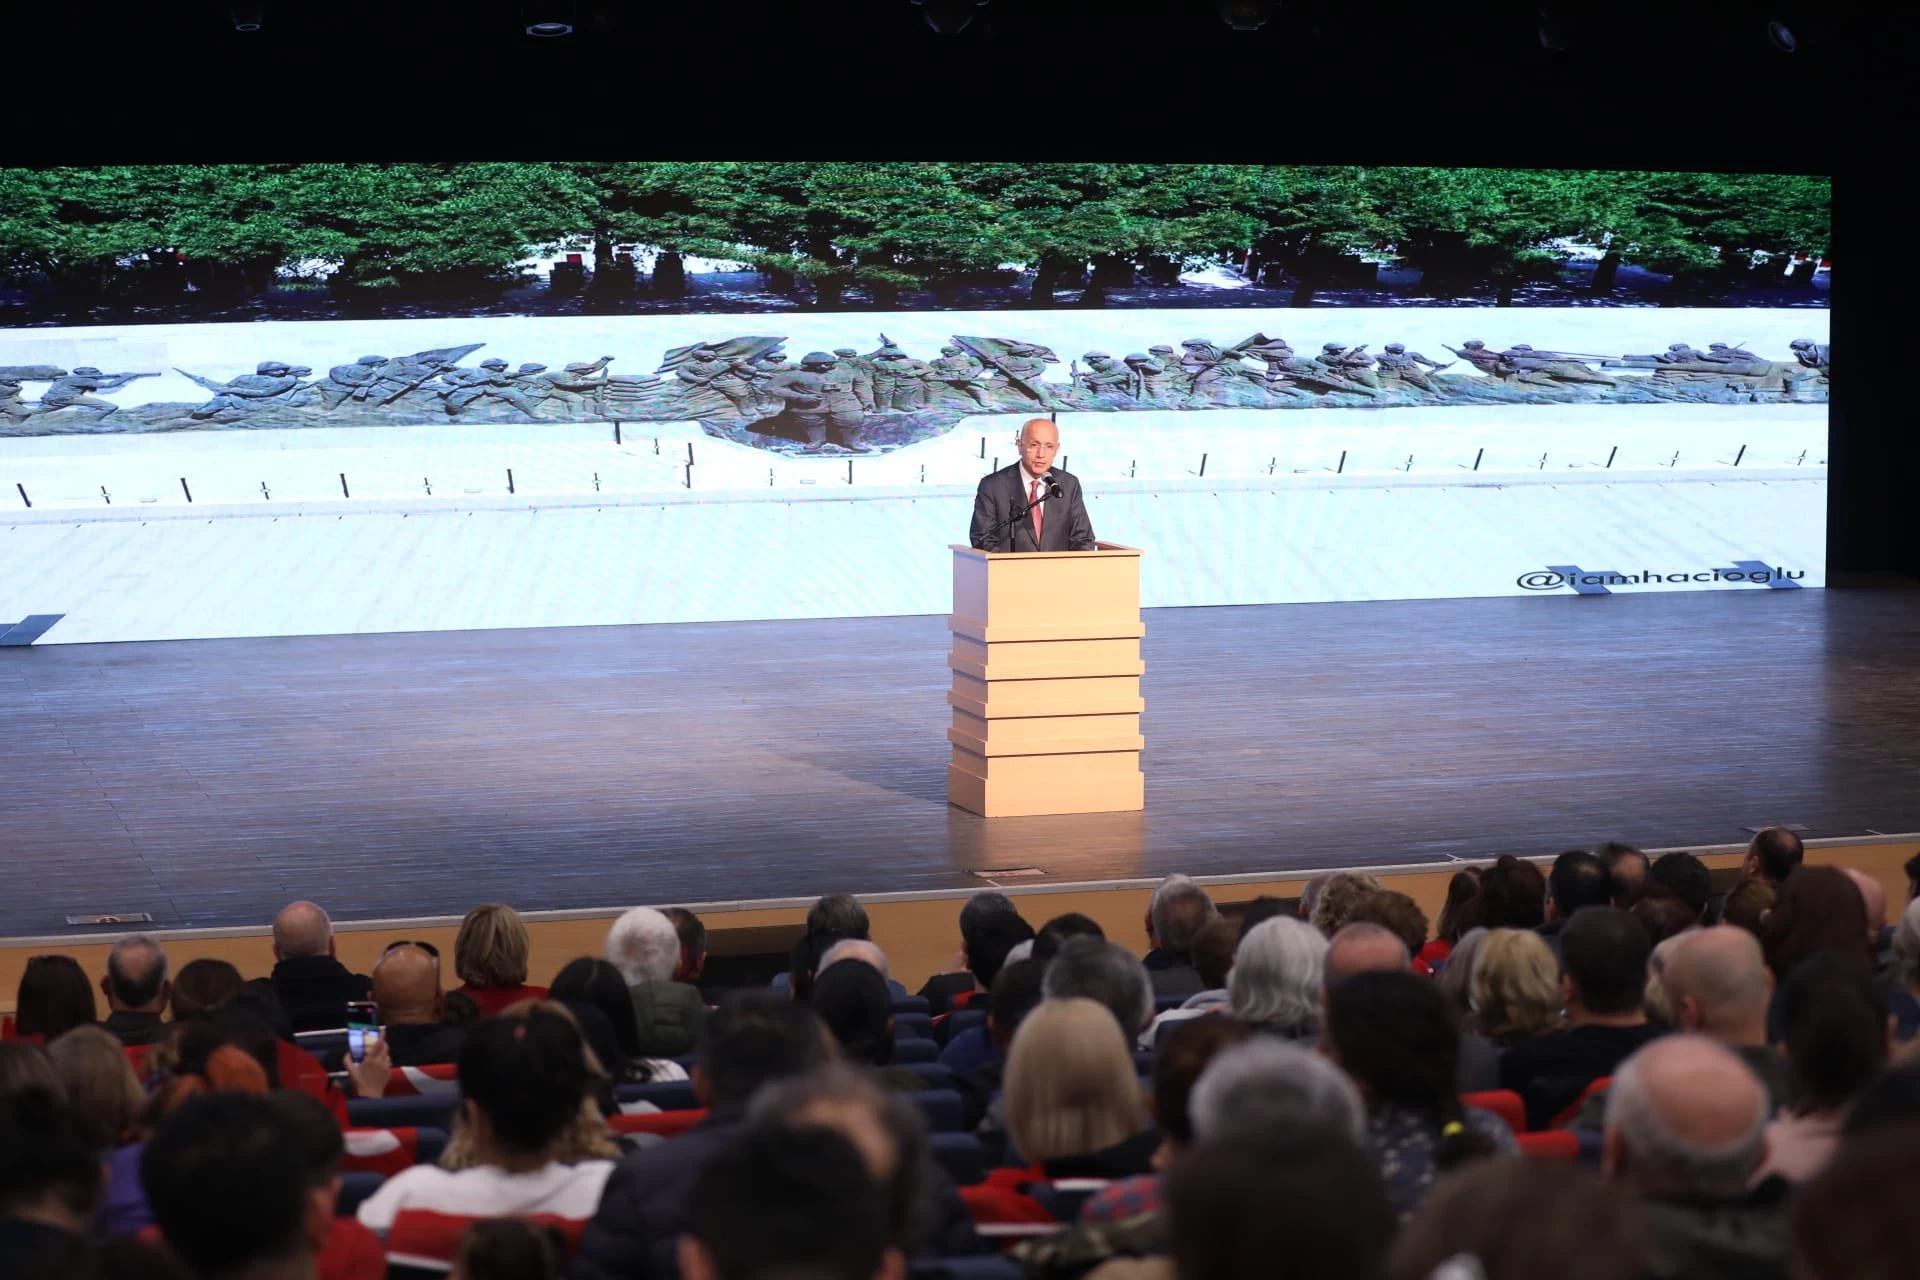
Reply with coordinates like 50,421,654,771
1468,929,1564,1048
47,1025,152,1235
1004,997,1155,1177
454,904,547,1015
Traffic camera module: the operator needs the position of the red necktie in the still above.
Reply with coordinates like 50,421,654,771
1029,478,1045,547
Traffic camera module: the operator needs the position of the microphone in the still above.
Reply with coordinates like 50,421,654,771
1045,478,1063,500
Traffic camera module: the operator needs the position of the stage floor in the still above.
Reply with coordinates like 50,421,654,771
5,588,1919,937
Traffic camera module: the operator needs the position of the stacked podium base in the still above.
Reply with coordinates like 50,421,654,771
945,543,1145,818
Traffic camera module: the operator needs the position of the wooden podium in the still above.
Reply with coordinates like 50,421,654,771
946,542,1146,817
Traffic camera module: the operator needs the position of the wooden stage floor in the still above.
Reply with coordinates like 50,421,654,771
5,589,1920,938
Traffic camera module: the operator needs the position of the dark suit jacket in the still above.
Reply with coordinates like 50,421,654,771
969,464,1096,552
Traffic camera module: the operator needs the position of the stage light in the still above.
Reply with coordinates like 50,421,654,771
228,1,264,31
1218,0,1272,32
911,0,989,35
522,1,576,36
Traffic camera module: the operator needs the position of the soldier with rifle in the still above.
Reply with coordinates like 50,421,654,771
181,362,309,420
38,366,159,414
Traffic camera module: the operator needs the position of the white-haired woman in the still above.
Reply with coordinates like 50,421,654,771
1228,916,1328,1041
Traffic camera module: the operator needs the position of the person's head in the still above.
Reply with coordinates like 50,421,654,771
749,1063,930,1252
1545,850,1612,920
1842,1063,1920,1137
1342,891,1428,959
1166,1125,1395,1280
0,1088,104,1233
1745,826,1805,886
47,1025,146,1149
1188,917,1239,991
1720,878,1776,938
454,904,532,989
453,1220,567,1280
1661,926,1773,1045
1324,922,1410,990
1189,1036,1366,1144
1560,907,1651,1021
1894,895,1920,996
267,1089,350,1247
697,991,833,1111
0,1041,61,1097
1233,896,1293,943
1840,868,1888,934
103,936,170,1014
807,894,871,941
1004,998,1143,1164
1602,1034,1769,1198
168,958,244,1022
456,1011,592,1164
164,1006,280,1105
811,957,895,1068
1631,887,1702,946
549,957,647,1065
1324,970,1493,1169
1434,869,1483,944
1477,855,1547,929
1041,936,1153,1035
819,938,890,980
1779,954,1887,1115
605,906,681,987
143,1093,324,1278
662,907,709,984
959,907,1032,990
1150,1015,1249,1155
1763,864,1870,981
1015,417,1059,478
1598,842,1651,908
1031,912,1104,963
371,942,443,1026
1387,1157,1645,1280
1468,928,1564,1044
1307,872,1385,937
1792,1122,1920,1280
1148,874,1219,960
1645,852,1712,922
984,958,1046,1050
270,901,334,961
680,1124,902,1280
15,955,98,1040
1228,915,1328,1034
1435,926,1487,1016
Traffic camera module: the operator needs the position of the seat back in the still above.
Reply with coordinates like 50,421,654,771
929,1131,987,1186
382,1063,461,1098
908,1089,965,1132
347,1094,459,1131
615,1079,699,1113
893,1036,940,1064
906,1062,954,1091
336,1171,387,1216
1516,1130,1579,1161
387,1211,588,1265
1461,1089,1526,1135
610,1109,710,1139
340,1125,449,1177
1551,1075,1613,1130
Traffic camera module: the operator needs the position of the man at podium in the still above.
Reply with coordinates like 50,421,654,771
969,417,1098,552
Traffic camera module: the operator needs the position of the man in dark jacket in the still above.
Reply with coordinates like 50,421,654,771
99,935,171,1047
264,901,371,1033
574,992,833,1280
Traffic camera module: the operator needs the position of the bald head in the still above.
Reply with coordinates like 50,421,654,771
273,900,334,960
1841,868,1887,933
371,944,442,1024
1015,417,1059,480
1662,927,1772,1045
1604,1034,1768,1197
819,938,890,978
1324,922,1410,988
105,935,170,1011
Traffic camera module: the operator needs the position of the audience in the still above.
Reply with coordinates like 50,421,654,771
1040,936,1154,1040
369,942,464,1067
575,993,832,1280
949,958,1044,1130
1657,926,1789,1108
357,1010,614,1241
270,1090,387,1280
660,907,708,988
1468,928,1564,1048
1500,906,1661,1128
1226,916,1326,1041
1419,868,1481,970
1142,874,1220,998
1598,841,1650,907
14,954,98,1041
453,1219,567,1280
1306,871,1386,937
44,1026,150,1236
1387,1156,1646,1280
1477,855,1547,929
1030,912,1105,963
264,901,372,1032
1891,894,1920,1042
452,904,547,1016
1189,1036,1366,1144
1322,970,1514,1218
1004,998,1155,1177
1539,850,1612,956
1721,878,1776,939
97,936,171,1048
811,959,924,1092
1344,892,1429,971
0,1089,105,1274
1790,1122,1920,1280
1137,917,1235,1048
1745,826,1806,889
1760,956,1888,1183
1324,921,1410,990
1762,865,1872,985
679,1126,900,1280
549,957,688,1084
144,1091,327,1280
1634,888,1704,945
1230,895,1292,942
1434,924,1487,1017
1602,1035,1788,1280
0,1043,60,1102
605,906,709,1058
1838,868,1891,980
1164,1122,1395,1280
1646,852,1714,925
166,959,244,1023
916,893,1033,1015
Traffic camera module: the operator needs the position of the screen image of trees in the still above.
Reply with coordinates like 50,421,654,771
0,164,1829,311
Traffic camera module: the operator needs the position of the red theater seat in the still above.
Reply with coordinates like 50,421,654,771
380,1064,461,1098
609,1108,709,1139
1551,1076,1612,1130
1516,1130,1579,1162
1461,1089,1526,1135
386,1210,587,1265
340,1127,448,1178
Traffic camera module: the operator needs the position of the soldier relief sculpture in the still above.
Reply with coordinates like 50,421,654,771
0,330,1830,453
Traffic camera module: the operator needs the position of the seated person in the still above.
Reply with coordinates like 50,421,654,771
1004,998,1157,1179
812,959,926,1093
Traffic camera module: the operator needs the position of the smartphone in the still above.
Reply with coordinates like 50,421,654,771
345,1000,380,1064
